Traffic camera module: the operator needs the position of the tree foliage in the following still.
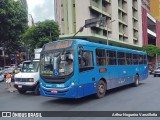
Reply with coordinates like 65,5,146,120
142,45,160,57
0,0,28,54
22,20,60,52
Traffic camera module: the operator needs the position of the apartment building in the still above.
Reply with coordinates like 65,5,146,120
150,0,160,21
55,0,142,48
142,0,150,13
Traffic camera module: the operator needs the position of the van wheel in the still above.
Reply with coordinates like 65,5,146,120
133,75,139,87
95,80,106,98
34,84,40,95
18,89,26,94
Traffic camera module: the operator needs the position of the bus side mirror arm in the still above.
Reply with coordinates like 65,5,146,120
78,45,83,57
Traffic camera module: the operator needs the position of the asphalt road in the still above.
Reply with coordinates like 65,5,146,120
0,75,160,120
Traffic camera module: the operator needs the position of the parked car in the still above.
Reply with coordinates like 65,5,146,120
0,72,4,82
3,66,10,74
10,64,16,68
6,68,14,74
153,67,160,77
149,69,154,75
0,67,3,73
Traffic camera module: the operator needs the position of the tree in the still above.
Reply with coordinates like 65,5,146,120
22,20,60,53
142,45,160,57
0,0,28,54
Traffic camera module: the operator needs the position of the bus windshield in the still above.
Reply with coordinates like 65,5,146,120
40,49,74,77
22,61,39,73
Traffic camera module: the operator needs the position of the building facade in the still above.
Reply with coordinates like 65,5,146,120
142,0,150,13
150,0,160,21
55,0,143,48
28,14,34,27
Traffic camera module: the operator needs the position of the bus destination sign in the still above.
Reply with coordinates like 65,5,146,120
44,40,73,51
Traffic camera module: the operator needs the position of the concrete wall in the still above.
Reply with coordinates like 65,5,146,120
111,0,119,40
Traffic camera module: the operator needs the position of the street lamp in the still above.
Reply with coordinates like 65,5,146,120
106,20,116,45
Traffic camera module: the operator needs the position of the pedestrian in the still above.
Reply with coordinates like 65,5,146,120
5,72,12,91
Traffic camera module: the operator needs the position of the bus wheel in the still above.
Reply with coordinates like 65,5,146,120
96,80,106,98
34,84,40,95
134,75,139,87
18,89,26,94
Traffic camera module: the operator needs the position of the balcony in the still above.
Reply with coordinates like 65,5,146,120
133,37,138,41
133,17,138,21
90,6,111,18
133,27,138,31
92,24,112,32
119,20,127,26
118,7,127,14
103,0,111,4
90,0,99,8
132,5,138,11
119,32,128,38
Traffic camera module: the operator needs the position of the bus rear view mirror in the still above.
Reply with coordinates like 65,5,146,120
78,44,83,56
61,55,66,61
67,54,73,60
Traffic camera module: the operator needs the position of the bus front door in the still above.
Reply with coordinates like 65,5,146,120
78,47,96,97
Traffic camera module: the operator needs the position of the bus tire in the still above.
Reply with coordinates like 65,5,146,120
18,89,26,94
34,84,40,95
95,80,106,98
133,75,139,87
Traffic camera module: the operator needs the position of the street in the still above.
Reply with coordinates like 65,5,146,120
0,75,160,120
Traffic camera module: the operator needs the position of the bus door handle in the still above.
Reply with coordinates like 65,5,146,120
92,77,95,81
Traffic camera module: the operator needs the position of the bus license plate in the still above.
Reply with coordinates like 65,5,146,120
51,90,57,93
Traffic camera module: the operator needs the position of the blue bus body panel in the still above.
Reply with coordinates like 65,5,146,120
40,39,148,98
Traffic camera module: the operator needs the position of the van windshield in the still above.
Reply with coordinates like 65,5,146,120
22,61,39,73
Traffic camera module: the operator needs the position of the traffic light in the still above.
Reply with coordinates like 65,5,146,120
99,17,107,27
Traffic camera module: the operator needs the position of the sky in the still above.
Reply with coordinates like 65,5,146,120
27,0,55,23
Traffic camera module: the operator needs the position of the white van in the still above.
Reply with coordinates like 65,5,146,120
14,60,40,94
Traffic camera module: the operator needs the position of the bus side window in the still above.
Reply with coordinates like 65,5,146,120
139,55,143,64
126,53,132,65
133,54,139,65
117,52,126,65
79,51,94,72
107,50,117,65
96,49,106,66
143,55,147,64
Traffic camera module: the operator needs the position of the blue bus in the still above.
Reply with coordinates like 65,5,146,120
40,39,148,98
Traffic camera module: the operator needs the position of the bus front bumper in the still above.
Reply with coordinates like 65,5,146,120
40,85,78,98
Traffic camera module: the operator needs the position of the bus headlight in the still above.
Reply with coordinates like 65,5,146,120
71,82,75,86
